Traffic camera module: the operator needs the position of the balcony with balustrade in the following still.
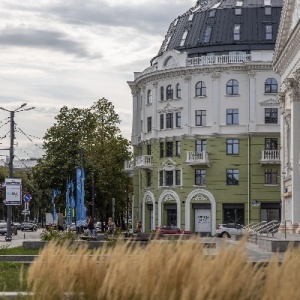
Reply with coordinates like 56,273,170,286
186,151,210,166
260,150,280,165
124,160,134,173
186,54,251,67
136,155,153,169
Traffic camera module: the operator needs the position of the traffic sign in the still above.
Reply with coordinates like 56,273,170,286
23,194,32,203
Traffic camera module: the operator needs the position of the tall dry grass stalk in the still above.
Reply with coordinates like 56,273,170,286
27,238,300,300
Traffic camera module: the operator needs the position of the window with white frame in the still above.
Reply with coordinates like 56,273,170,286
146,172,151,188
159,169,181,187
147,117,152,132
195,110,206,126
160,114,164,130
175,141,181,156
175,112,181,128
195,139,206,153
226,109,239,125
195,169,206,186
265,78,278,93
195,81,206,97
265,108,278,124
166,85,173,100
166,142,173,157
166,113,173,128
265,169,278,185
226,169,239,185
227,139,239,155
176,83,181,99
226,79,239,95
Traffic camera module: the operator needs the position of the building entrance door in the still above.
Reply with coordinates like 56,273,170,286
195,209,211,235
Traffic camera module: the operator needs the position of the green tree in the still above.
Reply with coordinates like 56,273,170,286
32,98,132,225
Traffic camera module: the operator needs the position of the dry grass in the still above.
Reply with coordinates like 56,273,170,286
26,238,300,300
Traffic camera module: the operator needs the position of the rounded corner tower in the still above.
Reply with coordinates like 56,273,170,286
127,0,283,235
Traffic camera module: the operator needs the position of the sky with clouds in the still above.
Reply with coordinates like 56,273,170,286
0,0,195,160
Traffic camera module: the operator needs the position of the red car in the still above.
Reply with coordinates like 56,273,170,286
155,225,191,234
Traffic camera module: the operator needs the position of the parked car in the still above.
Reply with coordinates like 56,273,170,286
21,221,38,231
155,225,191,234
14,222,22,230
215,223,245,238
0,222,17,235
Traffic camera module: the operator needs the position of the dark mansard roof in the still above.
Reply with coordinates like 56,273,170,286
153,0,283,62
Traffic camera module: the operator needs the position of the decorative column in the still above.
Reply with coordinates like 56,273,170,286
153,82,158,139
128,82,139,146
211,72,221,134
288,75,300,227
184,75,192,135
248,70,257,132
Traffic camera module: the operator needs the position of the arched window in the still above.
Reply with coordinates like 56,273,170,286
226,79,239,95
166,85,173,100
176,83,181,99
160,86,164,101
195,81,206,97
147,89,152,104
265,78,278,93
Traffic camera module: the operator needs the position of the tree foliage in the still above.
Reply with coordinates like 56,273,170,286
32,98,132,224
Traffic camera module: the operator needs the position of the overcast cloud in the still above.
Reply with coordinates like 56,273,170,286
0,0,195,160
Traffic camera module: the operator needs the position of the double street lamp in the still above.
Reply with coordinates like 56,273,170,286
0,103,35,241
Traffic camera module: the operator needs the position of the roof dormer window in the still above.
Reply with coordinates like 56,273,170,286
203,26,212,43
180,30,188,46
173,18,179,26
235,1,243,15
233,24,241,41
209,9,216,17
188,14,194,21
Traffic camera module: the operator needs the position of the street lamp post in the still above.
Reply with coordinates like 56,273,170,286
0,103,35,241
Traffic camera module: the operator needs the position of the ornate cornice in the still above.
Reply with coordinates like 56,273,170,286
134,63,273,88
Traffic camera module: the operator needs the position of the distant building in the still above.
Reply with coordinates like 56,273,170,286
0,156,38,171
273,0,300,231
127,0,283,235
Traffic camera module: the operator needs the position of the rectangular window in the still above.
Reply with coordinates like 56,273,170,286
265,169,278,185
175,170,181,186
265,25,272,40
159,170,164,186
265,108,278,124
147,144,151,155
233,24,241,41
166,142,173,157
226,109,239,125
160,114,164,130
180,30,188,46
227,139,239,155
176,141,181,156
166,171,173,186
195,140,206,152
265,138,278,150
195,169,206,186
146,172,151,188
195,110,206,126
160,86,164,101
203,26,212,43
166,113,173,128
227,169,239,185
160,142,164,158
147,117,152,132
209,10,216,18
141,120,143,132
176,112,181,127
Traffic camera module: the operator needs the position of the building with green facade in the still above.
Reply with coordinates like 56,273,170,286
126,0,283,235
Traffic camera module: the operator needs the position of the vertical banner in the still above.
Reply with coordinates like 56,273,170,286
5,178,22,205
